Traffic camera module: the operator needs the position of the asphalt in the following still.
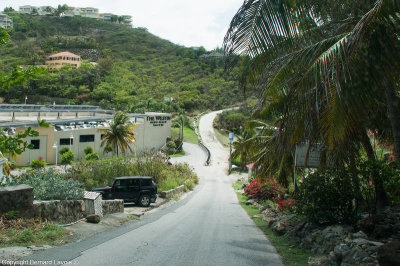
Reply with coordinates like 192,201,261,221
5,111,282,266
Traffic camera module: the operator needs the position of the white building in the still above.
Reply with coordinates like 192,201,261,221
0,13,13,29
0,105,171,166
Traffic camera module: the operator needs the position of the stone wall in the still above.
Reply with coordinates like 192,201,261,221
33,200,85,224
160,185,185,198
0,184,34,218
102,200,124,215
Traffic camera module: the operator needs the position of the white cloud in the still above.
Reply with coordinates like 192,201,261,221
0,0,243,50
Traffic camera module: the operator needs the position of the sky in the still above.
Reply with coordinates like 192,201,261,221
0,0,243,50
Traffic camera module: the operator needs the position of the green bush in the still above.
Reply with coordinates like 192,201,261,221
85,152,99,161
59,147,70,155
67,155,198,191
30,158,46,169
1,169,84,200
84,146,93,155
166,140,176,155
295,168,359,225
60,150,74,165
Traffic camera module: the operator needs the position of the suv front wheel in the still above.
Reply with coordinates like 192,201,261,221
139,194,151,207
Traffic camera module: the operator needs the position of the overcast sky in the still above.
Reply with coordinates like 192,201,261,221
0,0,243,50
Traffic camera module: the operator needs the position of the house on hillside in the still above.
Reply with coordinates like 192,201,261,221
45,51,81,69
0,13,13,29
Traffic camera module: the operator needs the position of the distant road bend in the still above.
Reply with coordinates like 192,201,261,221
25,111,282,266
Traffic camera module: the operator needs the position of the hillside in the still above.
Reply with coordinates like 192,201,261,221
0,13,243,112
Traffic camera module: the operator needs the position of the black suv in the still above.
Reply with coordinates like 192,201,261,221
92,176,157,207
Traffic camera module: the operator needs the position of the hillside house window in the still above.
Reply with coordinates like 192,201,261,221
31,139,40,149
80,134,95,142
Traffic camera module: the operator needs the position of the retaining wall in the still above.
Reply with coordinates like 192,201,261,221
160,185,185,198
33,200,85,224
0,184,34,218
102,200,124,215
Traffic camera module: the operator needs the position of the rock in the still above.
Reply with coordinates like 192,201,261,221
245,199,255,205
333,243,351,261
377,240,400,266
86,214,101,223
272,221,287,235
263,217,277,227
308,255,330,266
259,205,269,213
352,230,368,239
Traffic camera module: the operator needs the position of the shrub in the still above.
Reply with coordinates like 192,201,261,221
244,178,286,202
67,155,198,191
85,152,99,161
166,140,176,155
60,150,74,165
30,158,46,169
295,168,359,225
84,146,93,155
1,169,84,200
59,147,70,155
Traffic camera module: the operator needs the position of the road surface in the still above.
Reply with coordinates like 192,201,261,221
24,111,282,266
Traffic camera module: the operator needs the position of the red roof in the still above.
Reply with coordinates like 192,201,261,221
49,51,80,58
247,163,255,168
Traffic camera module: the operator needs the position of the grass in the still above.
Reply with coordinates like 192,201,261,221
214,128,230,147
0,217,69,248
170,150,186,157
233,181,311,266
171,126,199,144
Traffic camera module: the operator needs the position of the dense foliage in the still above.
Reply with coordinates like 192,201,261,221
67,155,198,192
1,169,84,200
0,13,242,111
295,168,359,225
213,108,251,134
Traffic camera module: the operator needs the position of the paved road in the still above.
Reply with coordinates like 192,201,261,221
24,111,282,266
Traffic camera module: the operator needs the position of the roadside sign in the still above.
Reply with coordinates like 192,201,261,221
229,132,234,142
295,143,324,168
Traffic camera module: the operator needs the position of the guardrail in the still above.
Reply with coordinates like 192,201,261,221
199,141,211,165
193,112,211,166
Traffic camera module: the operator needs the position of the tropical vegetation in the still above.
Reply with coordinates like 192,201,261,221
98,111,135,156
224,0,400,216
0,11,243,112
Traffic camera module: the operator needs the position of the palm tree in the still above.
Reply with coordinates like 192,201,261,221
224,0,400,168
98,112,135,156
224,1,400,209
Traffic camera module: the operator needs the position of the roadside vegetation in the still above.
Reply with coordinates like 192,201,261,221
0,213,68,247
67,154,198,193
233,181,310,266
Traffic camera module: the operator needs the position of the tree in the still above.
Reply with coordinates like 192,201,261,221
54,4,69,17
224,0,400,209
224,0,400,168
98,112,135,156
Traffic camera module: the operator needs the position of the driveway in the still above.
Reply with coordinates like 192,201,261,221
22,111,282,266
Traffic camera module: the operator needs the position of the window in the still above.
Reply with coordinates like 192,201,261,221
141,179,152,186
79,134,95,142
31,139,40,149
60,138,73,145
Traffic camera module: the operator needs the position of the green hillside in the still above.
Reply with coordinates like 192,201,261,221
0,12,242,112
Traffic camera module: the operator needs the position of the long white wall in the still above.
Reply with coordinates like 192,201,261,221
15,113,171,166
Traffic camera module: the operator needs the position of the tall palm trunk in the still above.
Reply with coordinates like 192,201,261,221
384,79,400,168
361,129,389,212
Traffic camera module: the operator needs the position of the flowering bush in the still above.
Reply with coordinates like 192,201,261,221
277,199,297,213
30,157,46,169
244,178,286,202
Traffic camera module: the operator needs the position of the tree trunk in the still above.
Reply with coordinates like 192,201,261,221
360,129,389,213
384,79,400,169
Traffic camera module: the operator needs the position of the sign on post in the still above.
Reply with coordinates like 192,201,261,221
295,143,324,168
229,132,234,142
